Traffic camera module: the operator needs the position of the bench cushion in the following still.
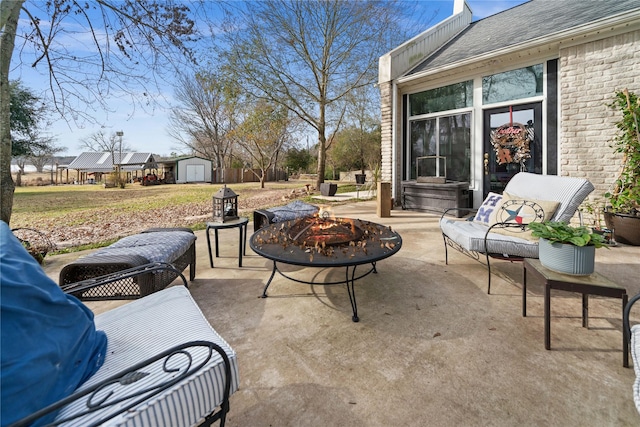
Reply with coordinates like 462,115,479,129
267,200,319,222
632,325,640,413
80,231,196,265
440,218,539,258
500,172,594,223
55,286,239,426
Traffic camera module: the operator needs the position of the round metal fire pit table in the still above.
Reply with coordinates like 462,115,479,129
250,217,402,322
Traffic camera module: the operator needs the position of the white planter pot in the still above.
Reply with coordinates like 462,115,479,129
538,238,596,275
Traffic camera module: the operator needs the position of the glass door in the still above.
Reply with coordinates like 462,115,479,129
483,103,542,196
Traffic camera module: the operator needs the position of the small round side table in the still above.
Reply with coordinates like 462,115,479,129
205,217,249,268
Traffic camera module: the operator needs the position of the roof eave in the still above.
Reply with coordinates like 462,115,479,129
396,8,640,86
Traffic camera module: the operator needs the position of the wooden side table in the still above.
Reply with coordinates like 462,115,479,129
205,218,249,268
522,258,629,366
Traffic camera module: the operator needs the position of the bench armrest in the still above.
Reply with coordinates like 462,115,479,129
440,207,477,220
9,341,231,427
624,293,640,343
61,262,188,296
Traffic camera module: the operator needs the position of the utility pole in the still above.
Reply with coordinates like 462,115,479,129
116,131,124,187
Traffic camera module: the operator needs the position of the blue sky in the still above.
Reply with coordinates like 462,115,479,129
11,0,528,158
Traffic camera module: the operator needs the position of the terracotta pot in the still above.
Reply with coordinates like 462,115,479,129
604,211,640,246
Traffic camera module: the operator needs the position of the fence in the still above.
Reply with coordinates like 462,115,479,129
212,168,288,184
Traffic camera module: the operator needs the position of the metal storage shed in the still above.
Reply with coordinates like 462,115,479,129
174,156,213,183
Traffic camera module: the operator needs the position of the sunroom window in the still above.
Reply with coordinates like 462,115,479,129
482,64,543,104
409,112,471,182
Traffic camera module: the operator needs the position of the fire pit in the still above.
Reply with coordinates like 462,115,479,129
250,215,402,322
287,215,363,247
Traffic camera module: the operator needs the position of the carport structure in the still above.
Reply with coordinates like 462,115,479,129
65,152,158,184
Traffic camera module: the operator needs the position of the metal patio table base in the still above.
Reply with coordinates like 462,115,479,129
250,217,402,323
205,217,248,268
523,258,628,366
260,261,379,322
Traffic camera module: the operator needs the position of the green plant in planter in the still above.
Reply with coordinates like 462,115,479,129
579,200,605,229
605,89,640,216
528,221,608,248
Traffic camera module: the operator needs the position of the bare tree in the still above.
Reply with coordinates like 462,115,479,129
79,130,131,154
28,137,63,173
167,71,235,168
1,0,199,224
219,0,423,190
230,101,292,188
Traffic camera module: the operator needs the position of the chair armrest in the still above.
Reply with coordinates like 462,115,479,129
440,207,477,221
10,341,232,427
624,293,640,343
60,262,188,295
254,209,276,232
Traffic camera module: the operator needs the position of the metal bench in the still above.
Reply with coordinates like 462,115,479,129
14,264,238,427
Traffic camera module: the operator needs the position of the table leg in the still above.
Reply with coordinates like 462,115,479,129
243,223,247,256
261,261,278,298
214,229,220,258
346,265,359,322
206,227,214,268
545,282,551,350
523,263,527,317
238,225,243,267
582,294,589,328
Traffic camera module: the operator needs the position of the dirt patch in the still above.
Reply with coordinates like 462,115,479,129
20,187,318,250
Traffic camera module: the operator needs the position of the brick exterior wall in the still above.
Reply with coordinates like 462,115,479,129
379,81,393,184
560,29,640,210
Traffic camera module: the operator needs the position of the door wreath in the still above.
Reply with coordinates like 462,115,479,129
491,122,531,167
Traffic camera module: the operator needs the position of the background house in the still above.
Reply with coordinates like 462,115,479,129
379,0,640,209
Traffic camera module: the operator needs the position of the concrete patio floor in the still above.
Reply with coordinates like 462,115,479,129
42,200,640,426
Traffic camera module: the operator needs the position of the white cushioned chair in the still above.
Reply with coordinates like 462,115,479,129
439,172,594,293
623,293,640,413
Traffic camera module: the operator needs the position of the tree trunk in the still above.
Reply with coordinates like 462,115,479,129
315,105,326,190
0,1,24,225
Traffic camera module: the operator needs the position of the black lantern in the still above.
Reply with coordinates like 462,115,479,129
212,185,239,223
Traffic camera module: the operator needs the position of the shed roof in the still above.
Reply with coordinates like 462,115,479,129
67,152,158,172
409,0,640,76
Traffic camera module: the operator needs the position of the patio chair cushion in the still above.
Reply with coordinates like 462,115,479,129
498,172,594,223
632,324,640,413
440,217,539,258
0,221,108,426
268,200,319,222
79,231,196,265
53,285,240,426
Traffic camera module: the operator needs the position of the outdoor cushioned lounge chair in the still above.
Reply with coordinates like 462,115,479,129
59,227,197,300
253,200,319,232
623,293,640,414
439,172,594,294
1,222,238,426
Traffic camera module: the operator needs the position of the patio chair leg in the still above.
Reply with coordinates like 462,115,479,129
442,233,449,265
486,252,492,294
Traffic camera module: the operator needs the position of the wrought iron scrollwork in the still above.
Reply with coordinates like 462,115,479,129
11,341,231,427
